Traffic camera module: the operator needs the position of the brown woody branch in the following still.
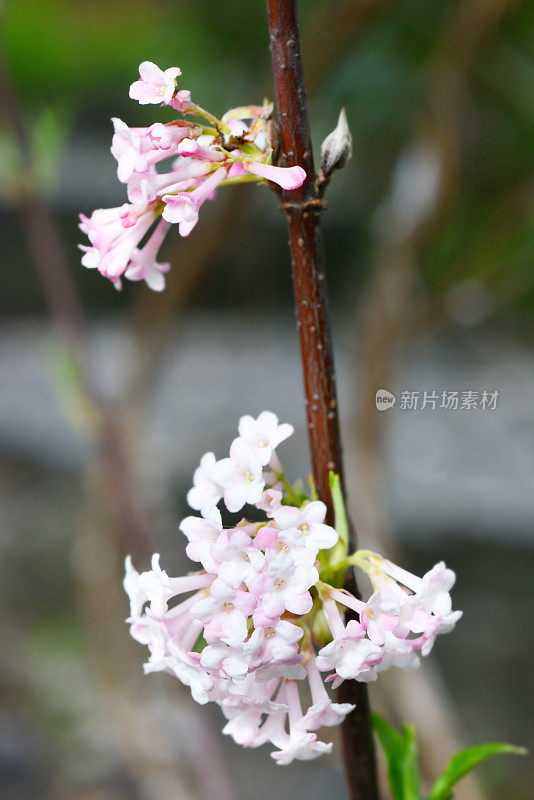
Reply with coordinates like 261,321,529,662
266,2,379,798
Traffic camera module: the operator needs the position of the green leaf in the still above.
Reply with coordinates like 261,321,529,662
329,471,349,550
372,713,409,800
325,471,351,584
401,724,420,800
372,714,421,800
429,742,527,800
192,632,207,653
276,471,308,508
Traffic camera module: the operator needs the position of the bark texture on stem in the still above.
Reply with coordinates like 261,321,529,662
266,0,341,515
266,3,379,798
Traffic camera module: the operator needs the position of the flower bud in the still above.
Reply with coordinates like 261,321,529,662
320,108,352,176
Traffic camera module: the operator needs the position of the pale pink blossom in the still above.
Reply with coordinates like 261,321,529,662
194,581,257,644
379,559,456,616
124,553,213,621
251,552,318,619
359,591,400,646
226,161,248,180
212,528,265,588
315,599,382,686
299,659,355,730
98,215,156,279
222,706,269,747
244,161,306,190
407,608,463,657
162,166,228,236
111,118,197,183
126,160,210,205
179,506,223,572
237,411,293,466
244,619,303,671
111,118,155,183
170,648,215,705
375,632,421,672
256,489,283,517
79,204,131,250
169,89,194,113
316,618,382,687
263,683,333,764
210,437,265,513
418,561,457,616
186,451,222,512
79,244,99,270
79,203,157,281
177,137,225,161
274,501,338,555
220,675,285,714
123,219,171,291
205,606,249,650
146,122,176,150
199,640,250,683
220,679,286,746
129,61,181,105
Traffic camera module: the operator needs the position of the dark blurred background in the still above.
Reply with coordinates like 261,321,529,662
0,1,533,799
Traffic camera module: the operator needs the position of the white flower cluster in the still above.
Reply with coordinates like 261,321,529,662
124,412,461,763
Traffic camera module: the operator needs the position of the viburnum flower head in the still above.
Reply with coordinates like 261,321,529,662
79,61,307,291
124,411,462,763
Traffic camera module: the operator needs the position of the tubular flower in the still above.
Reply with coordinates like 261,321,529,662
80,62,306,291
124,412,461,764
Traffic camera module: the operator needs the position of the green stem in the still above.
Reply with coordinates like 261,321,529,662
275,470,302,506
191,104,232,136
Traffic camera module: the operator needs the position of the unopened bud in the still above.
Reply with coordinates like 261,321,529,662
320,108,352,176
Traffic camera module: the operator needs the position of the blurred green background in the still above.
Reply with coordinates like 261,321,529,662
0,1,533,800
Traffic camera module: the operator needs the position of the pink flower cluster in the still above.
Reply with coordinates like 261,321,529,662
124,412,461,764
79,61,306,291
316,559,462,687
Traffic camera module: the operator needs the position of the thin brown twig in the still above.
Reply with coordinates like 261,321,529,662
266,2,379,798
